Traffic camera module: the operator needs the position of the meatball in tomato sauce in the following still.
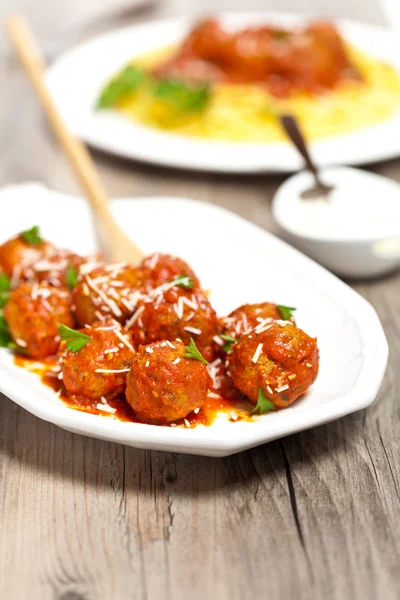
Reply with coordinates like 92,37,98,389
59,319,135,400
4,282,74,358
139,253,200,291
222,302,282,340
128,283,219,362
229,322,319,409
73,262,144,326
0,230,99,289
126,340,212,423
0,231,52,281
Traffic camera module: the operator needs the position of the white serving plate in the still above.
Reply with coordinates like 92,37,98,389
45,12,400,173
0,184,388,456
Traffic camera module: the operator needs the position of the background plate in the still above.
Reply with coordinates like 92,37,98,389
45,12,400,173
0,183,388,455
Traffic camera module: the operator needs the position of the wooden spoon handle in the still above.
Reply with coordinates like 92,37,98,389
6,14,144,264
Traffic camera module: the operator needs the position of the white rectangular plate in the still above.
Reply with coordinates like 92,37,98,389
0,183,388,456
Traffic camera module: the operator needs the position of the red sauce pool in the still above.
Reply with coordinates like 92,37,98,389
14,354,249,428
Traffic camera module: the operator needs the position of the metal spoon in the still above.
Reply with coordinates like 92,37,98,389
279,114,335,200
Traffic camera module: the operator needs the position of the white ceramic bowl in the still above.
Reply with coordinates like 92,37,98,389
272,167,400,279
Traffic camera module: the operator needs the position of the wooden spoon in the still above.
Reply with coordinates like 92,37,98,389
6,14,144,264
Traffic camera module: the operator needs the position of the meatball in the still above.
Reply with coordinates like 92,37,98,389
229,323,319,409
0,232,52,281
4,283,74,358
126,340,212,423
0,231,99,289
222,302,282,339
129,284,219,362
73,263,144,326
60,319,135,400
24,249,102,288
139,253,200,291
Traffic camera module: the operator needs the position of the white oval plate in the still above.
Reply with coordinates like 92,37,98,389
0,184,388,456
45,12,400,173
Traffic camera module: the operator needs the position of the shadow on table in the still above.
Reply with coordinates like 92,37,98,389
1,391,360,499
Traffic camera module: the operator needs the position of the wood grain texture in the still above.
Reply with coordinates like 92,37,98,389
1,1,399,598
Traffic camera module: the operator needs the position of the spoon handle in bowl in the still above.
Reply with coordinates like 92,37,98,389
279,114,321,182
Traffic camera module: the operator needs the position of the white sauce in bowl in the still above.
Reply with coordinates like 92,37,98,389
274,167,400,241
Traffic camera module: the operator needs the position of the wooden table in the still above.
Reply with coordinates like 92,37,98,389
1,1,399,598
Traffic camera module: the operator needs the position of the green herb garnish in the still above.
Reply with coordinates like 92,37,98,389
21,225,42,246
66,265,79,290
277,305,296,321
153,79,210,113
96,65,146,109
251,388,275,416
184,337,209,365
172,275,194,289
59,324,91,353
0,316,15,349
0,293,9,309
273,29,290,40
220,333,236,353
0,273,10,292
0,273,10,309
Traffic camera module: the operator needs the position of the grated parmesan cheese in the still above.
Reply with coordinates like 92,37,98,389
113,329,134,352
184,326,201,335
252,343,263,364
95,403,117,414
94,367,130,374
275,384,289,393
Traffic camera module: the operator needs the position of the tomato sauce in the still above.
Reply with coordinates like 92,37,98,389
155,18,362,99
14,354,247,428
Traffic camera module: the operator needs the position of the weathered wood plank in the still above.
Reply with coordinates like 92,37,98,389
1,0,400,598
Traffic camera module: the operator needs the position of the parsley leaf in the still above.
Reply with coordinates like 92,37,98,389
172,275,194,289
0,273,10,309
184,337,209,365
277,305,296,321
251,388,275,416
220,333,237,353
0,273,10,292
21,225,42,246
96,65,146,109
153,79,210,113
66,265,79,290
0,316,15,349
59,324,91,353
0,328,13,348
273,29,290,40
0,292,9,309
